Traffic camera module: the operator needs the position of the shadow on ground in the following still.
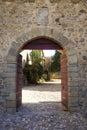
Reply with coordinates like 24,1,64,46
19,102,66,113
23,82,61,92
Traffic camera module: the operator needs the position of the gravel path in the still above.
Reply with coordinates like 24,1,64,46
0,81,87,130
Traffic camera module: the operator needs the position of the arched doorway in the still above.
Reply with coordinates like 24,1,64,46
16,37,68,110
6,27,79,113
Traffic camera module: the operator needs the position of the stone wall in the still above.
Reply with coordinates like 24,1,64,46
0,0,87,113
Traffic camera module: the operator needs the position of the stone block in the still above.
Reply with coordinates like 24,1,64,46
5,100,16,108
69,81,79,87
71,0,81,4
6,72,16,78
69,72,79,78
5,84,16,91
0,97,5,103
28,0,35,3
19,34,29,43
6,93,16,100
68,66,78,72
67,49,76,56
7,63,16,69
69,91,79,97
50,0,61,3
69,77,79,83
37,8,48,25
56,34,69,46
69,97,79,104
7,55,17,62
8,47,17,56
69,107,80,112
6,108,16,113
68,55,77,64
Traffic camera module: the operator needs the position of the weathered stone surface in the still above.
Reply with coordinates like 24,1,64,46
37,8,48,25
0,84,87,130
71,0,81,4
0,0,87,113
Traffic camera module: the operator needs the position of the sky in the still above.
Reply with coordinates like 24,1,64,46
43,50,55,57
20,50,56,60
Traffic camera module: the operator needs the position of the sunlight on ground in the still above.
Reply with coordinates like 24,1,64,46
43,79,61,84
22,80,61,103
22,91,61,103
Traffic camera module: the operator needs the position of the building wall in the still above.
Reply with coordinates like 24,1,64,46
0,0,87,113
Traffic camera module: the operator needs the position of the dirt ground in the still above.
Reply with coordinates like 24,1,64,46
22,79,62,105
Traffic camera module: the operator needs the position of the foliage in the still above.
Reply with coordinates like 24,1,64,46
50,51,61,72
42,73,47,81
23,50,44,84
50,72,61,79
30,50,44,79
23,63,39,84
30,50,43,64
36,63,44,79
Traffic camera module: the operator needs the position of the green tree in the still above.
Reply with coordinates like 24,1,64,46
30,50,44,79
30,50,43,64
23,50,44,84
51,51,61,72
23,63,38,84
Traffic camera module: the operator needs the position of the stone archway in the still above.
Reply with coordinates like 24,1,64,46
17,37,64,110
6,27,79,112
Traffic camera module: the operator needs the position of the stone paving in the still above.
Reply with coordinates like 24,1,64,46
0,81,87,130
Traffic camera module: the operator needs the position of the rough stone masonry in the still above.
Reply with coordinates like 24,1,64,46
0,0,87,113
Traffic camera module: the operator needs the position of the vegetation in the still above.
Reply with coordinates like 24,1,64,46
30,50,43,64
23,50,61,85
23,50,44,84
50,51,61,73
23,63,39,84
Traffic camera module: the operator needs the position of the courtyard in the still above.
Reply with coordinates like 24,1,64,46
0,80,87,130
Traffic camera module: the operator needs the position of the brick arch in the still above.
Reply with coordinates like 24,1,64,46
6,27,79,112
